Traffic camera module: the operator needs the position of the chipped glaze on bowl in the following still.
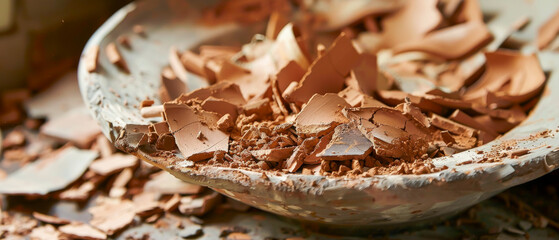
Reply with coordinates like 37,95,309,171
78,0,559,231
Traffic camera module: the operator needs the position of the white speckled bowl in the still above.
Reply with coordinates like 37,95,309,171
78,0,559,233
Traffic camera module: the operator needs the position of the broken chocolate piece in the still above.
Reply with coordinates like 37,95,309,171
89,154,138,176
89,198,135,235
164,103,229,161
538,8,559,49
217,114,235,132
285,137,319,172
105,43,129,73
464,51,545,104
393,21,492,59
285,33,361,105
250,147,295,162
144,171,203,195
179,191,222,216
59,222,107,240
318,123,373,160
430,114,476,137
294,93,350,136
0,147,97,195
40,109,102,148
350,53,378,95
32,212,70,225
84,45,100,73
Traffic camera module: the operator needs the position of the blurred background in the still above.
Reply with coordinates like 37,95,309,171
0,0,130,92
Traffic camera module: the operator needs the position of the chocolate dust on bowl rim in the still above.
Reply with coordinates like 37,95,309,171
77,0,559,232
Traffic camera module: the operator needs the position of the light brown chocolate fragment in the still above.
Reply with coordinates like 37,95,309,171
304,131,334,164
250,147,295,162
89,198,135,235
318,123,373,160
393,21,492,59
32,212,70,225
243,99,272,117
144,171,203,195
180,50,207,78
285,33,361,105
266,11,289,40
430,114,477,138
133,24,146,36
179,191,222,216
164,103,229,161
217,114,235,132
350,53,378,95
84,45,100,73
59,222,107,240
2,128,25,148
538,8,559,49
89,154,138,176
169,46,189,83
108,168,133,198
285,137,319,172
294,93,350,136
449,110,499,137
105,43,129,73
40,109,101,148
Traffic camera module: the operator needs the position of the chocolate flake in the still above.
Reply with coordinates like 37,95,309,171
105,43,129,73
318,123,373,160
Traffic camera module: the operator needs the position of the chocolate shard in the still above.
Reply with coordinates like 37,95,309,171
474,115,516,134
285,33,361,105
216,59,271,101
32,212,70,225
361,124,407,159
169,46,189,83
160,74,188,103
380,0,442,48
202,97,239,120
179,191,222,216
59,222,107,240
179,82,246,106
377,90,446,115
84,45,100,73
276,61,305,94
250,146,295,162
180,50,207,78
430,114,477,138
309,0,405,31
243,98,273,117
393,21,492,59
285,137,320,172
350,53,378,95
30,225,62,240
108,168,133,198
449,109,499,137
294,93,350,136
537,8,559,49
269,23,311,70
105,43,129,73
40,109,102,148
144,171,204,195
164,103,229,161
89,154,138,176
318,123,373,160
89,198,135,235
464,51,545,104
0,147,98,195
304,131,334,164
266,11,289,40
